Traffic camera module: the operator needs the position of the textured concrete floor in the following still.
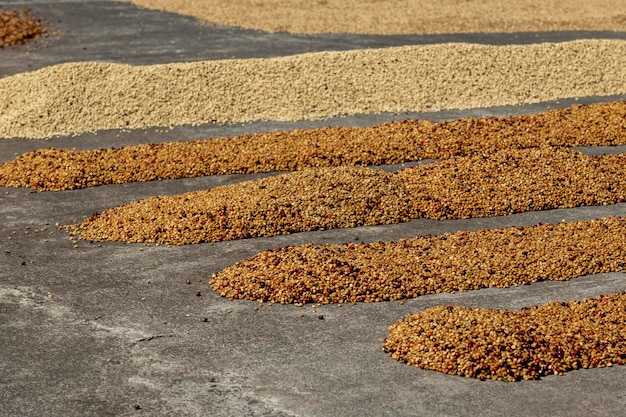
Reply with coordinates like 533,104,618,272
1,2,625,416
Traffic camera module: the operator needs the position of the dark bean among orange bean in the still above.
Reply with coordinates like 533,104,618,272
74,166,412,245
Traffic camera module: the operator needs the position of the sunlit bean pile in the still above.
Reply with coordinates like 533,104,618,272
398,147,626,219
0,8,46,49
383,292,626,381
122,0,626,35
72,148,625,245
2,40,626,139
2,101,626,191
210,216,626,304
75,166,412,244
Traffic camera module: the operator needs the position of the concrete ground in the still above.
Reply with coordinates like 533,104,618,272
1,1,625,416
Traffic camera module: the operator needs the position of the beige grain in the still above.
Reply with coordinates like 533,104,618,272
121,0,626,34
2,40,626,139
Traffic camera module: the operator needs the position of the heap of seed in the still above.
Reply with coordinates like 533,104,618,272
0,8,46,49
76,166,412,245
2,40,626,139
72,148,625,245
398,147,626,219
2,101,626,191
383,292,626,381
210,216,626,304
122,0,626,35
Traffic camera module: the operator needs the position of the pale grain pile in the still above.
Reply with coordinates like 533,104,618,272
210,216,626,304
121,0,626,34
2,101,626,191
2,40,626,139
72,148,626,245
0,8,47,49
383,292,626,381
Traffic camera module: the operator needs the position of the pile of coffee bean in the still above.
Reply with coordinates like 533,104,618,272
2,40,625,139
398,147,626,220
1,101,625,191
122,0,626,35
210,216,626,304
383,292,626,381
0,8,46,49
72,148,625,245
75,166,412,245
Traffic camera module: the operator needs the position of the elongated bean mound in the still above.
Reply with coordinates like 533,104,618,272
2,40,626,139
73,148,625,245
210,216,626,304
0,8,47,49
122,0,626,35
2,101,626,191
76,166,412,245
399,148,626,220
383,293,626,381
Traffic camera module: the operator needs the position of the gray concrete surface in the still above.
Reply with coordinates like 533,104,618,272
1,1,625,416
